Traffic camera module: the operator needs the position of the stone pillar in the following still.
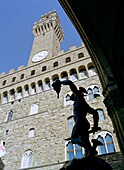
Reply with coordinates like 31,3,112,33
36,82,40,93
29,85,32,95
104,87,124,156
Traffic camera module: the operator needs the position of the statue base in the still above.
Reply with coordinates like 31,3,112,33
60,156,112,170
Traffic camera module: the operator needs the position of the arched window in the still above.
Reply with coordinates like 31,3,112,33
38,26,40,33
0,141,6,157
67,116,74,129
53,61,58,67
29,128,34,138
78,52,84,59
12,77,16,82
88,63,97,76
67,142,74,160
35,28,38,34
70,69,78,81
87,88,94,100
64,93,74,106
30,103,38,115
44,78,51,91
31,83,36,95
2,91,8,104
75,144,84,159
96,131,115,155
66,142,84,160
52,74,59,82
97,136,107,155
93,86,100,97
78,66,88,79
61,71,68,80
16,87,23,99
6,110,13,122
106,134,115,153
65,94,71,106
24,85,29,97
9,89,15,101
65,57,71,63
20,74,25,79
37,80,43,92
87,85,101,100
97,109,105,122
42,66,46,72
21,150,33,168
2,80,7,86
31,70,35,76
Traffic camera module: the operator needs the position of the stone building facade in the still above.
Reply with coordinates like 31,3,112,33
0,11,121,170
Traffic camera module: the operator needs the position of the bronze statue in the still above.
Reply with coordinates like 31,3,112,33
52,80,102,157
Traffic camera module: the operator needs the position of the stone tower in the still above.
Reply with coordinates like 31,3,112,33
0,11,123,170
28,11,64,65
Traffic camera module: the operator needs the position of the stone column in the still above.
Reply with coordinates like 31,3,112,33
104,87,124,156
29,85,32,95
36,82,40,93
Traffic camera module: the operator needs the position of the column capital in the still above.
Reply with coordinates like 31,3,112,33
104,87,124,117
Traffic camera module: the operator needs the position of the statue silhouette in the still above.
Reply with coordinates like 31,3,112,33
52,80,102,156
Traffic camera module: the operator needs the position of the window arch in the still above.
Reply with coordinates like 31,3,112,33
30,83,36,95
106,134,115,153
16,86,23,99
30,103,38,115
69,69,78,81
87,88,94,100
66,142,74,160
87,63,97,76
44,78,51,91
31,70,35,76
75,144,84,158
87,85,101,100
60,71,68,80
96,109,105,122
52,74,59,82
2,80,7,86
0,141,5,157
20,74,25,79
97,136,107,155
65,57,71,63
42,66,46,72
78,65,88,79
66,142,84,160
78,52,84,58
96,131,115,155
29,128,34,138
67,116,74,129
64,93,74,106
12,77,16,82
21,150,33,168
37,80,43,92
9,89,15,101
2,91,8,104
93,86,100,97
24,85,29,97
53,61,58,67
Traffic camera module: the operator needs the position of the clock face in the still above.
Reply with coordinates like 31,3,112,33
32,50,48,62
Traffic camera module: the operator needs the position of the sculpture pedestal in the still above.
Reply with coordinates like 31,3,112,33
60,156,112,170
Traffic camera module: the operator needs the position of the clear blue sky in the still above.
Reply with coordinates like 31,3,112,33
0,0,82,74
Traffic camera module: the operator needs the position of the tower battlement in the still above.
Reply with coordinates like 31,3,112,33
32,10,64,42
